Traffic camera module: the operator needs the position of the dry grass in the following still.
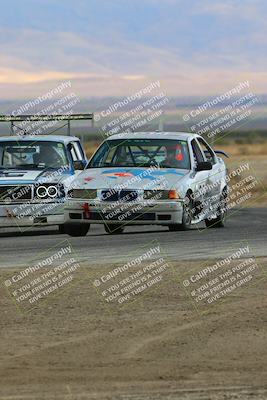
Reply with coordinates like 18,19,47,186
84,140,102,158
218,143,267,205
218,142,267,156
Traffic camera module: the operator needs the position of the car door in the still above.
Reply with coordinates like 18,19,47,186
190,139,211,218
196,137,222,211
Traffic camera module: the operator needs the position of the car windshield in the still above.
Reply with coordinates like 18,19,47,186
88,138,191,169
0,141,69,170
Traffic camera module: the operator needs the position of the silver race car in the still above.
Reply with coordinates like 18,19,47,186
0,135,87,231
64,132,228,236
0,113,93,233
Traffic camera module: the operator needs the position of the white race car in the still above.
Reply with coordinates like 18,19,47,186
64,132,228,236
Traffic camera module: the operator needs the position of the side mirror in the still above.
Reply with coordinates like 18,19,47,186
196,161,212,172
73,160,85,171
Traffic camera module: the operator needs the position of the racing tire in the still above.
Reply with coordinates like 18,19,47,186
64,223,90,237
104,224,124,234
205,190,227,228
168,193,193,231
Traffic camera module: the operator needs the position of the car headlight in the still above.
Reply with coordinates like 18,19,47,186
143,190,170,200
143,189,180,200
35,184,65,199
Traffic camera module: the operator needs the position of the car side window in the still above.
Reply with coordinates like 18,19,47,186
191,139,204,167
69,142,83,162
197,138,216,164
75,141,86,160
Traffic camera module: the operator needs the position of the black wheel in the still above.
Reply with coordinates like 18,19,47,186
64,224,90,237
104,224,124,234
205,190,227,228
168,193,193,231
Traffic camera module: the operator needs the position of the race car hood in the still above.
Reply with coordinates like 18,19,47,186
0,168,72,185
72,167,189,190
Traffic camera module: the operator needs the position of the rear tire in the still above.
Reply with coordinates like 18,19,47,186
104,224,124,234
64,224,90,237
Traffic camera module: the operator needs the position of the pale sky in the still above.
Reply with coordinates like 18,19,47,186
0,0,266,99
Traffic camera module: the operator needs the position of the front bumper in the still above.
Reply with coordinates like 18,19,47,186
64,199,184,226
0,202,65,228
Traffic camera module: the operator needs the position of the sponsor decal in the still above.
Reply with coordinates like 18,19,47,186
102,168,186,180
103,172,134,179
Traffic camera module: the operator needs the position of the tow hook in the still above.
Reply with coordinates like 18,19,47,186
82,203,91,219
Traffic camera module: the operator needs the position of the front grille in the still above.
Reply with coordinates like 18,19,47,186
143,190,169,200
0,185,32,202
120,190,138,202
101,189,139,202
69,189,97,199
101,189,119,202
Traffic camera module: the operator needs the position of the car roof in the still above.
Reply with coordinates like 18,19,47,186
106,131,198,141
0,135,80,144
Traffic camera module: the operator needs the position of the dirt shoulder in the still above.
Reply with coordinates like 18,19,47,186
0,259,267,399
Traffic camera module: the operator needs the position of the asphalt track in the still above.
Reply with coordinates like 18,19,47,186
0,207,266,268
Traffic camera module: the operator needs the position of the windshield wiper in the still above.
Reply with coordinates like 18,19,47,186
0,166,29,170
14,164,41,169
159,164,188,169
159,164,172,168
